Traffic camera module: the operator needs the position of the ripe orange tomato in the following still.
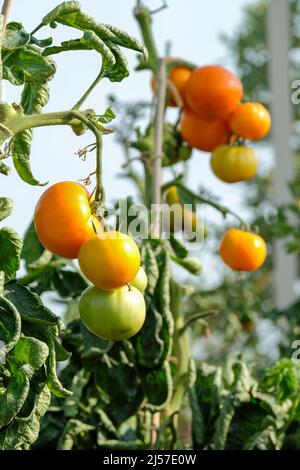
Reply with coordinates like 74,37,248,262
219,229,267,271
78,231,140,290
34,181,100,259
184,65,243,121
151,57,193,107
229,102,271,141
211,145,258,183
180,107,230,152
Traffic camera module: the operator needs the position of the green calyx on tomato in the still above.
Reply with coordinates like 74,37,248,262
79,285,146,341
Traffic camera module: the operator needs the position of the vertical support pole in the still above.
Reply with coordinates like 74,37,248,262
151,58,166,238
267,0,297,309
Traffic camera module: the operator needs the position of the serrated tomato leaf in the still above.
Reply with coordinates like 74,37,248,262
0,227,22,281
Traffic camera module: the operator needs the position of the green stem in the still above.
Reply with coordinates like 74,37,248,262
30,22,44,35
134,4,159,72
95,130,104,203
72,66,104,110
163,180,247,227
70,110,105,205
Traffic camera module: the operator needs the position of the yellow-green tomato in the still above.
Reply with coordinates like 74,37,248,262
210,145,258,183
130,267,148,292
79,285,146,341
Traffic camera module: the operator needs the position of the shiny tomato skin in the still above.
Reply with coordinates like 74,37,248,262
184,65,243,121
130,267,148,292
219,229,267,272
211,145,258,183
180,107,230,152
229,102,271,141
79,285,146,341
78,231,140,290
34,181,100,259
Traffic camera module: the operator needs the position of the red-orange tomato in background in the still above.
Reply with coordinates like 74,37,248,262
78,231,140,290
229,102,271,141
34,181,100,259
151,57,193,107
180,107,230,152
184,65,243,121
219,229,267,272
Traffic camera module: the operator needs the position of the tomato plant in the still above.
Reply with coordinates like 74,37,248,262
0,0,298,455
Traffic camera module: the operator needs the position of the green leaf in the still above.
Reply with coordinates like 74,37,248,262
53,336,71,362
141,243,159,297
64,369,90,418
21,81,50,114
0,198,13,222
82,30,115,67
94,360,144,425
12,336,49,370
142,362,173,409
11,129,46,186
45,333,72,398
97,107,116,124
155,250,174,361
5,283,58,326
0,295,21,353
171,255,203,275
103,24,148,60
103,42,129,82
189,386,205,447
30,36,53,48
0,227,22,281
52,270,88,298
42,1,147,58
3,22,30,50
21,222,44,267
134,304,165,368
42,1,81,25
0,162,11,176
0,386,51,450
42,38,88,56
0,368,30,430
4,47,56,84
81,323,111,358
211,397,236,450
57,419,94,450
169,234,188,258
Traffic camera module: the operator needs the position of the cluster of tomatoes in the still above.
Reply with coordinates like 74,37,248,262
34,181,147,342
152,60,271,184
153,60,269,272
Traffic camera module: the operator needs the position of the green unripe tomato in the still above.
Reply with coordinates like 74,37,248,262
130,267,148,292
79,285,146,341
